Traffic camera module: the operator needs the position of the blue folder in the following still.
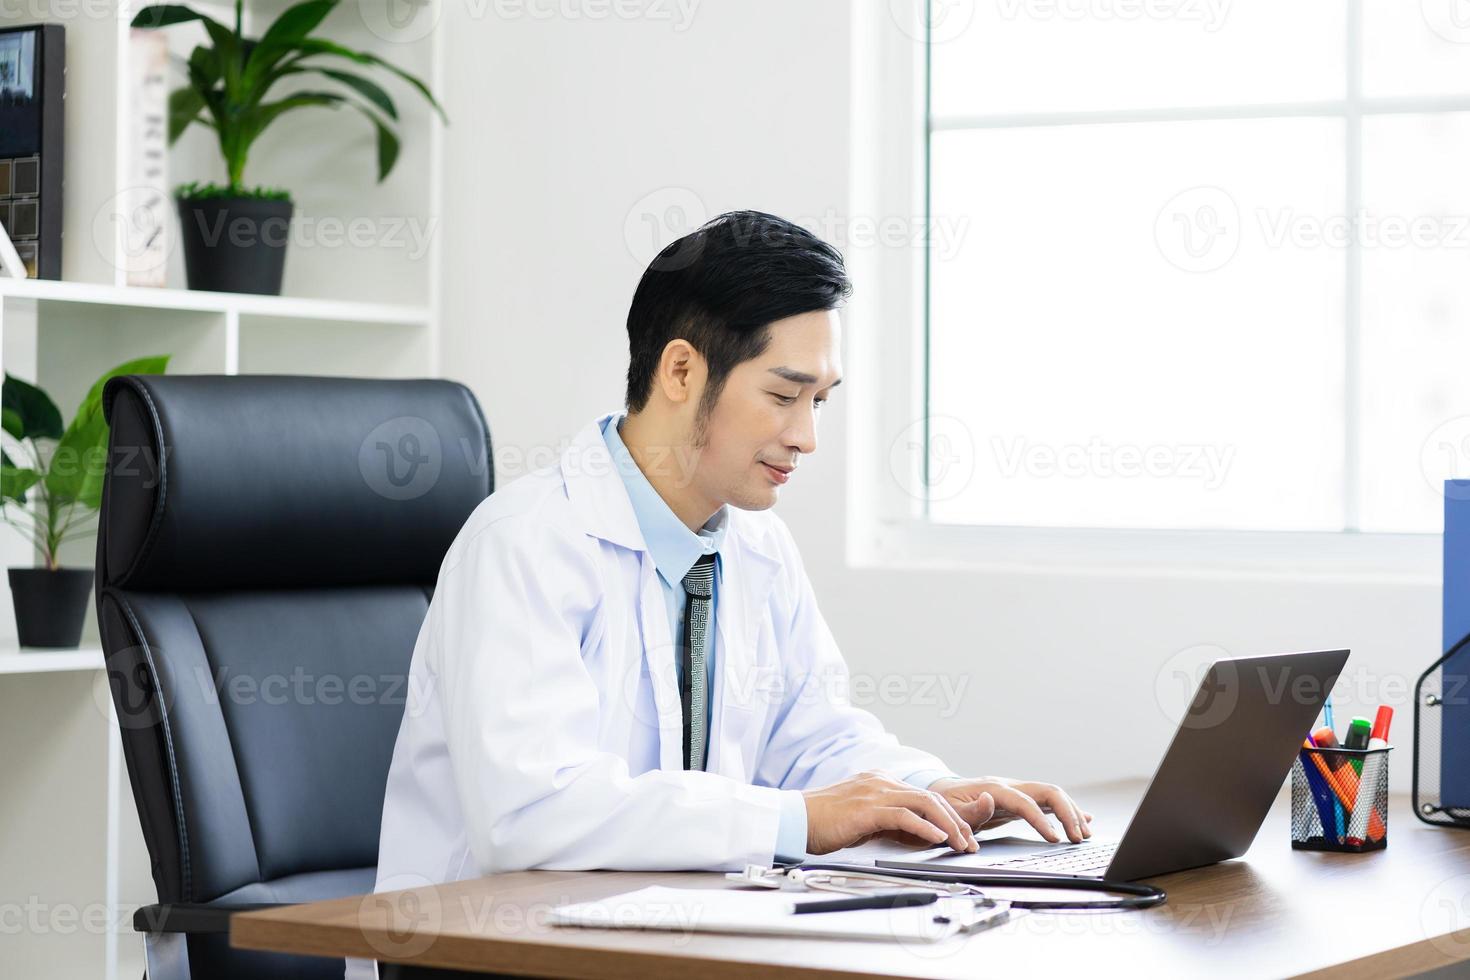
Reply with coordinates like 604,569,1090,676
1442,481,1470,808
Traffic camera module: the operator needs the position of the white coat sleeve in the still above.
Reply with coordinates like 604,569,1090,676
752,520,956,793
434,516,788,873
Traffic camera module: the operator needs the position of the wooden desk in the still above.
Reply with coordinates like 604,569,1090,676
232,780,1470,979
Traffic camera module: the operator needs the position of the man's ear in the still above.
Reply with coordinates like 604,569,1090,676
657,339,701,406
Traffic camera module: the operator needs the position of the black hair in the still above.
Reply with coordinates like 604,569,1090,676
624,210,852,414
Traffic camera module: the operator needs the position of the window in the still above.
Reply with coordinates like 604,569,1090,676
925,1,1470,535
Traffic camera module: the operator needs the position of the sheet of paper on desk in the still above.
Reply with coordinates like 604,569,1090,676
548,886,1010,942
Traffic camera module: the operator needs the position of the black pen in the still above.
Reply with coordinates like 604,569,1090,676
791,892,938,914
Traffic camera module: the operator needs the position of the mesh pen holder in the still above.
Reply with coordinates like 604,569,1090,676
1291,745,1392,853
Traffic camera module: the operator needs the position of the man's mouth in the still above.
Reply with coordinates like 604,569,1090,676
762,462,792,484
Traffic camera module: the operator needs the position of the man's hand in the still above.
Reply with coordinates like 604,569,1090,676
929,776,1094,844
801,771,979,855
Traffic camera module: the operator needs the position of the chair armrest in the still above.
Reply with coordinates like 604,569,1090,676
133,902,282,935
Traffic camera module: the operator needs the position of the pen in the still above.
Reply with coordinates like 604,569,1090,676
1344,717,1372,775
1311,727,1348,841
1347,705,1394,845
792,892,938,914
1300,736,1341,841
1324,697,1337,737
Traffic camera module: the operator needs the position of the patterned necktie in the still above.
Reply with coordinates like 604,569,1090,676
680,553,717,771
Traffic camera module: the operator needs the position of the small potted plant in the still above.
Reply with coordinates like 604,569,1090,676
131,0,445,295
1,357,170,648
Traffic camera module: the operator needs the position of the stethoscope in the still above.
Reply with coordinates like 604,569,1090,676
731,861,1168,912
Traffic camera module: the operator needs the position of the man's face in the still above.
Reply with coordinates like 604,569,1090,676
692,308,843,512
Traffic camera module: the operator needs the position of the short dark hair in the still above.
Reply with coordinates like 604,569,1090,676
624,210,852,414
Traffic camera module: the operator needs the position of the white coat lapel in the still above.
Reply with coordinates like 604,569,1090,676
708,522,782,778
561,412,689,772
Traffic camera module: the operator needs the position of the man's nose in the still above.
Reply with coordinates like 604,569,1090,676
786,407,818,456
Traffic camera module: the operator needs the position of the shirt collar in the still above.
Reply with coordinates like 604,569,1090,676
601,413,728,588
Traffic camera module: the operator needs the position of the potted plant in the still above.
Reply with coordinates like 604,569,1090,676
131,0,445,295
0,356,170,648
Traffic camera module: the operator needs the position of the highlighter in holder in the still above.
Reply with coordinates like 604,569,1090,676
1291,743,1392,852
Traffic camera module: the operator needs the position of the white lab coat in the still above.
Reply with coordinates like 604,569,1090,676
369,410,951,889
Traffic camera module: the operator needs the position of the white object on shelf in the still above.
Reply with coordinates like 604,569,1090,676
0,222,25,280
0,645,105,675
123,29,171,288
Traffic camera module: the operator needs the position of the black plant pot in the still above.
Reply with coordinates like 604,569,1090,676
9,568,94,649
177,196,293,295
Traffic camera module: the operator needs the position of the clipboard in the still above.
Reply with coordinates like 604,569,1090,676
548,885,1011,942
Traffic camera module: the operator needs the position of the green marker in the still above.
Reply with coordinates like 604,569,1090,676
1345,716,1372,775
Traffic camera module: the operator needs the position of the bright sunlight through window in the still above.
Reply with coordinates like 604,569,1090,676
926,0,1470,534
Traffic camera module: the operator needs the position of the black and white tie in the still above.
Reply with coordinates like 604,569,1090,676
679,553,717,771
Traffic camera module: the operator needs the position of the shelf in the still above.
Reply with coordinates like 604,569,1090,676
0,646,104,675
0,279,431,327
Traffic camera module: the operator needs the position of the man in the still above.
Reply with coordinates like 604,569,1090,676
372,211,1091,888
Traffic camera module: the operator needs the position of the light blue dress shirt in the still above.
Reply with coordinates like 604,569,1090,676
601,414,954,862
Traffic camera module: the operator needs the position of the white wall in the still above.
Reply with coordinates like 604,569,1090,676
437,0,1436,797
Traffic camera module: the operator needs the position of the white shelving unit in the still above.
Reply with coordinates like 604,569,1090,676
0,0,446,975
0,645,103,674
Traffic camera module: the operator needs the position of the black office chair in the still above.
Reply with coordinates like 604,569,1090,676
95,375,493,980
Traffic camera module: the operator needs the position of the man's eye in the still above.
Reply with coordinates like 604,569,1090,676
814,398,826,409
771,393,797,406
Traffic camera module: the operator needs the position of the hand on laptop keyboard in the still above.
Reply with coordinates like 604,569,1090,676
926,776,1095,844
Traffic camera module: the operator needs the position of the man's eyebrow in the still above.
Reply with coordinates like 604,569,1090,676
768,366,843,388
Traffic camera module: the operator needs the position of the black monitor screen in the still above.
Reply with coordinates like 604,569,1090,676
0,29,41,156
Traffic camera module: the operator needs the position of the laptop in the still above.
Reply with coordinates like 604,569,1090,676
877,649,1350,882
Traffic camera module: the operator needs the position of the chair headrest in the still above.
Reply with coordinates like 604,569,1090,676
100,375,493,591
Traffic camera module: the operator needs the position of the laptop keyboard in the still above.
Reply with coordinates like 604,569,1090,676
987,841,1119,875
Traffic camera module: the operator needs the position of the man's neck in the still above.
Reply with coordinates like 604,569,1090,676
618,412,720,533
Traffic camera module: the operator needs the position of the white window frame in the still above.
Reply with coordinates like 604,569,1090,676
844,2,1438,583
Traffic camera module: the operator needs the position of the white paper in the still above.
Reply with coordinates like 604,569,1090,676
549,885,1006,943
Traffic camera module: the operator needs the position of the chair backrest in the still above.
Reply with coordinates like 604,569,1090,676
97,375,492,907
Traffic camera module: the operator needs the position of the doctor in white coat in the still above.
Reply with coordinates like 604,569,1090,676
370,211,1092,897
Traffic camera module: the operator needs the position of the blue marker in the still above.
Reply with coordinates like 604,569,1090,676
1324,696,1336,737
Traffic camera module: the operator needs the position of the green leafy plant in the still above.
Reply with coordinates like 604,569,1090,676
175,180,291,202
132,0,445,196
0,357,171,570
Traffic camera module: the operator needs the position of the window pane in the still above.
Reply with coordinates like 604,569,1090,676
1363,0,1470,98
928,119,1346,531
929,1,1344,117
1360,113,1470,533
